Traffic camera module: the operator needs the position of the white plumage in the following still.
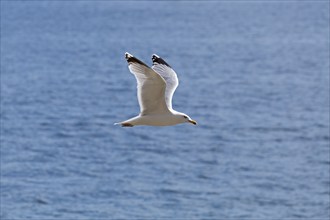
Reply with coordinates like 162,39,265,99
151,54,179,110
115,52,197,127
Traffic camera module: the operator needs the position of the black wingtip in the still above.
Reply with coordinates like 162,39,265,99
152,54,171,68
151,54,159,62
125,52,133,60
125,52,149,67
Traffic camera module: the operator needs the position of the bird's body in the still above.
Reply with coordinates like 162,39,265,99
119,111,190,127
115,52,197,127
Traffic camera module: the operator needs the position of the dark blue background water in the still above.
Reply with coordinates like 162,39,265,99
1,1,329,219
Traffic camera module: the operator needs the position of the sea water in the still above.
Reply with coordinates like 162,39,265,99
1,1,329,219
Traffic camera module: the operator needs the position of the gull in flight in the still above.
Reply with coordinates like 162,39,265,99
115,52,197,127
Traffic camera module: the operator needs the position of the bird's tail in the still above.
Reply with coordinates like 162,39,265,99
114,122,134,127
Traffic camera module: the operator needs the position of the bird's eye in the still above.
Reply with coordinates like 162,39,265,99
183,116,188,119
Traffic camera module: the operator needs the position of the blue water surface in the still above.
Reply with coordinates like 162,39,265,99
1,1,329,219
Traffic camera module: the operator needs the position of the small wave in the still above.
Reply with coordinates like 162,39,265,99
249,126,301,133
34,198,48,205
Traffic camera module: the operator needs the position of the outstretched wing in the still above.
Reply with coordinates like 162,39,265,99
125,52,169,115
151,54,179,110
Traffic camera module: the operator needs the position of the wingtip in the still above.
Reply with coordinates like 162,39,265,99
125,53,149,67
125,52,133,60
152,54,160,61
151,54,171,67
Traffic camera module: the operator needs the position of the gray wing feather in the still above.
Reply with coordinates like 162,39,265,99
151,54,179,110
125,52,169,115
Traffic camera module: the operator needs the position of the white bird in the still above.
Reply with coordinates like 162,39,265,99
115,52,197,127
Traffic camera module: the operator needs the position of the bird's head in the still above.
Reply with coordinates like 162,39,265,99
175,113,197,125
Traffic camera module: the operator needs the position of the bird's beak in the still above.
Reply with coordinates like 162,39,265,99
188,119,197,125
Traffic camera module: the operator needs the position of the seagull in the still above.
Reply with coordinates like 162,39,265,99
115,52,197,127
